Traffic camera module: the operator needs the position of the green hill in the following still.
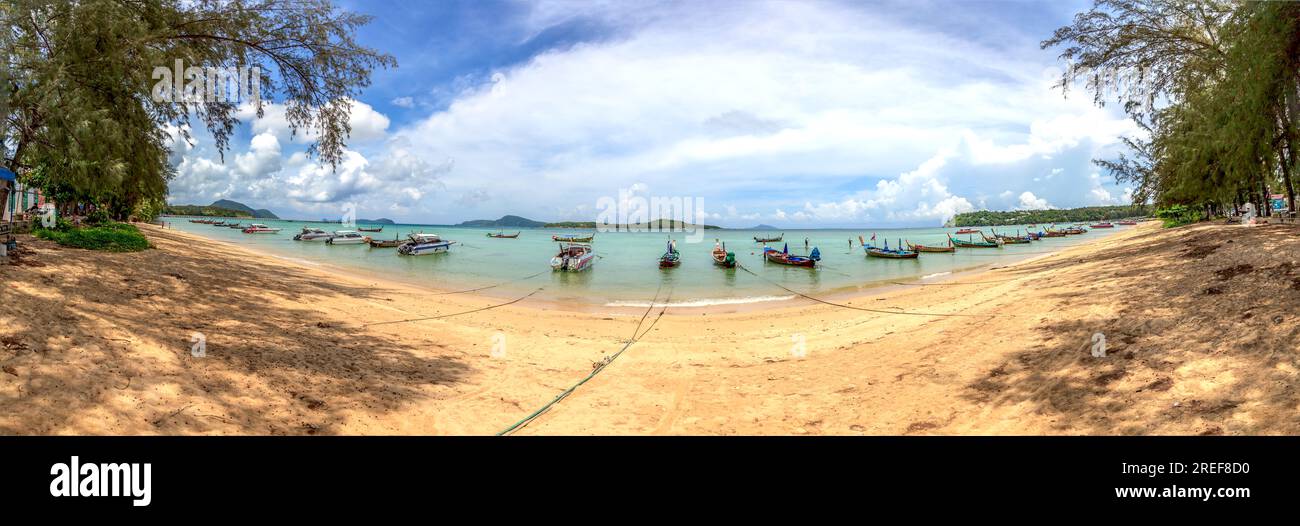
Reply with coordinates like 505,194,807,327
211,199,279,219
162,204,251,217
458,215,546,228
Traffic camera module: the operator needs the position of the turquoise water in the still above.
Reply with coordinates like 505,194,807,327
162,218,1126,307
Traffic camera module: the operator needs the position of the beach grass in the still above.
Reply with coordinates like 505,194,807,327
34,221,151,252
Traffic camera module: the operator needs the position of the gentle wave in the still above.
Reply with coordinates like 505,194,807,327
921,272,952,280
604,295,796,308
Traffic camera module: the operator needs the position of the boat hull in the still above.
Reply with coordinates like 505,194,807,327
865,247,919,259
764,250,815,267
398,242,452,255
907,244,955,253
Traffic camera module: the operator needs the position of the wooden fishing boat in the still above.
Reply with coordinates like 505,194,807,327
1040,228,1067,237
551,243,595,271
1091,222,1114,228
906,240,955,253
487,231,520,238
369,238,401,248
763,245,819,267
711,241,736,268
991,230,1030,244
1062,226,1087,235
949,234,1000,248
954,228,981,235
753,233,784,243
552,233,595,242
864,238,918,259
866,246,918,258
357,226,384,232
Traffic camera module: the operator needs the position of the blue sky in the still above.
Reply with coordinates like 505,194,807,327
166,0,1139,227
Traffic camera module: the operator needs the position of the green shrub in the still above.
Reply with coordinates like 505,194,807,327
1154,205,1200,228
34,222,151,252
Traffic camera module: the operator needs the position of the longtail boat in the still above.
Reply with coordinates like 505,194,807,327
1041,228,1067,237
369,238,401,248
487,231,520,238
954,228,981,235
1062,226,1087,235
991,230,1031,244
949,234,1000,248
659,240,681,268
358,226,384,232
754,233,784,243
906,240,956,253
763,244,818,267
552,233,595,242
1090,222,1114,228
865,238,918,259
712,241,736,268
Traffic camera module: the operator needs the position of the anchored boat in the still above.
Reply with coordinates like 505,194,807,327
949,234,1001,248
763,244,819,267
552,233,595,242
753,233,784,243
906,239,956,253
241,223,281,234
487,231,520,238
865,238,918,259
659,240,681,268
326,230,369,245
551,242,595,271
397,233,454,255
293,227,332,241
712,241,736,268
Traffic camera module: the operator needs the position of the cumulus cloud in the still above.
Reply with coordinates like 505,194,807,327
391,96,415,108
1017,191,1052,210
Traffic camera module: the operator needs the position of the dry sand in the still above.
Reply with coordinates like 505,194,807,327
1,221,1296,435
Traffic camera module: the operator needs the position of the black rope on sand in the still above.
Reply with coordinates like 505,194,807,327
497,283,671,436
429,271,547,295
736,263,995,318
364,287,543,327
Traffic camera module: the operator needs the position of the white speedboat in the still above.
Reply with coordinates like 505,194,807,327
326,230,369,245
242,223,281,234
551,243,594,272
397,233,454,255
293,227,332,241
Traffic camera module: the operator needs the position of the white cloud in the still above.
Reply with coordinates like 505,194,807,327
391,96,415,108
1017,191,1052,210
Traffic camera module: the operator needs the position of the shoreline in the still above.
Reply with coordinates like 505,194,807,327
148,223,1123,316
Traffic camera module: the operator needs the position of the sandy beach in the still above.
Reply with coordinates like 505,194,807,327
2,221,1296,435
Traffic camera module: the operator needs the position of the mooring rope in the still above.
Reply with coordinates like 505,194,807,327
496,283,672,436
736,263,995,318
428,271,547,295
363,287,543,327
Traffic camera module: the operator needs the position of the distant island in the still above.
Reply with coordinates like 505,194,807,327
457,215,547,228
948,205,1149,227
748,224,779,230
163,199,279,219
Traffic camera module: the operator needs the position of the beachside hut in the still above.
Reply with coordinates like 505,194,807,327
1,167,15,254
